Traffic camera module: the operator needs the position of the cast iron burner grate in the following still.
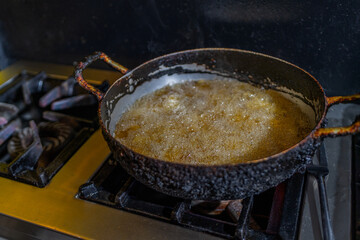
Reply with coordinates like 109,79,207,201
0,71,108,187
78,154,307,239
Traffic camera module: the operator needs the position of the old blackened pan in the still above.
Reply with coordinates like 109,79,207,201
74,48,360,200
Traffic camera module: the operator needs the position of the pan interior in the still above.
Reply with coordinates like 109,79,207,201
108,69,248,135
106,68,316,138
101,50,325,143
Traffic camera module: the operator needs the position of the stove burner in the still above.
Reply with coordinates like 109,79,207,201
7,122,74,159
38,122,74,153
0,103,19,127
7,126,34,158
0,70,103,186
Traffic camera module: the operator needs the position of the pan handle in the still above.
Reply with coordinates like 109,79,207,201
313,94,360,138
326,94,360,106
74,52,128,101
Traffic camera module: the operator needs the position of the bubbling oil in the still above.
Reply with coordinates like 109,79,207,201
114,79,313,165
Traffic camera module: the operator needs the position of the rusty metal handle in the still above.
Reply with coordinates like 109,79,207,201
314,121,360,138
74,52,128,101
326,93,360,106
313,93,360,138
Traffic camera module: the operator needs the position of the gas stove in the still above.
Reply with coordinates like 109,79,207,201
0,70,104,187
0,61,357,239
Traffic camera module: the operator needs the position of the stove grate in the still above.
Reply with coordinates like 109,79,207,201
79,155,306,239
0,71,108,187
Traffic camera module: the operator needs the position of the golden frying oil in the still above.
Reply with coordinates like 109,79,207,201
115,79,313,165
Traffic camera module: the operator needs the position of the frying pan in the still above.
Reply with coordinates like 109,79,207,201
75,48,360,200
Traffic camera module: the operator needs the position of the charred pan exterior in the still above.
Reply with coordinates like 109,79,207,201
104,128,320,200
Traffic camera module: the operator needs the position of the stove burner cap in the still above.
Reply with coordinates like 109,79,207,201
38,122,74,153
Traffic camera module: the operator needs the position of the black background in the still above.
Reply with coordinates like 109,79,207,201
0,0,359,96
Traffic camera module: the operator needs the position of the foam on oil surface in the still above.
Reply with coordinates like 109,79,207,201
114,79,313,165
